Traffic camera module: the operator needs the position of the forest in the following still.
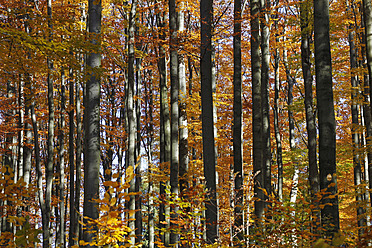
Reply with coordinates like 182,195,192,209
0,0,371,247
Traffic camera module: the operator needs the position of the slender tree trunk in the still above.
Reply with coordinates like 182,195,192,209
348,10,366,235
314,0,340,236
362,0,372,209
233,0,243,242
135,57,142,244
83,0,101,245
157,5,171,245
300,0,320,236
273,8,283,201
58,70,66,247
260,0,271,212
169,0,179,244
75,76,82,243
127,0,137,245
251,0,264,226
201,0,218,242
44,1,54,246
68,68,76,247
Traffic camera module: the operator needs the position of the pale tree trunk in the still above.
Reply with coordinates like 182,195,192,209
75,76,83,243
156,4,171,245
83,0,101,246
169,0,179,244
44,1,54,246
127,0,137,245
260,0,271,212
57,70,66,247
362,0,372,208
314,0,340,237
201,0,218,242
135,57,142,244
300,0,319,236
273,3,283,201
233,0,243,243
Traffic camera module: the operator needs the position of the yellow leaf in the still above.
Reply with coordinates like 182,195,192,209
110,197,116,206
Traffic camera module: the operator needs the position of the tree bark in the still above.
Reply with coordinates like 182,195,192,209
83,0,101,245
314,0,340,236
233,0,243,242
348,7,366,235
201,0,218,242
127,0,137,245
169,0,179,244
251,0,264,225
300,0,320,236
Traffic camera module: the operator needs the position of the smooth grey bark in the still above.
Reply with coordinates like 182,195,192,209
83,0,101,245
314,0,340,236
157,4,171,245
273,7,283,201
300,0,320,235
57,70,66,247
362,0,372,208
169,0,179,244
135,57,142,244
348,10,366,234
75,77,82,244
44,1,54,246
260,0,271,211
201,0,218,242
23,75,32,188
233,0,243,242
251,0,264,224
178,2,189,199
127,0,137,245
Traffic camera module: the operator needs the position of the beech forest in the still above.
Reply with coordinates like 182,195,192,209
1,0,372,247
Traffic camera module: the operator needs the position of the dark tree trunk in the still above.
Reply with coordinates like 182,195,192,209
201,0,218,242
251,0,264,225
83,0,101,246
233,0,243,242
300,0,320,236
314,0,340,237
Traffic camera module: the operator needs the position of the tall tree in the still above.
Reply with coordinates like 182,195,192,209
44,1,54,246
169,0,179,244
127,0,137,245
251,0,264,225
348,3,366,234
233,0,243,242
314,0,340,237
83,0,102,246
300,0,320,235
201,0,218,242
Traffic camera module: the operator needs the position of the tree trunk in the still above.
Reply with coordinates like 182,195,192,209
233,0,243,242
300,0,320,236
157,4,171,245
68,67,76,247
127,0,137,245
44,1,54,246
201,0,218,243
169,0,179,244
348,10,366,235
83,0,101,245
314,0,340,236
251,0,264,226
